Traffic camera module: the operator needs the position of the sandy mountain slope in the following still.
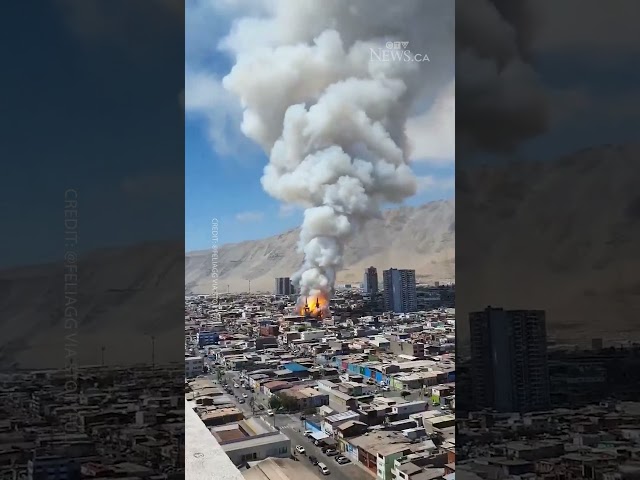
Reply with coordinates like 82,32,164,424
456,144,640,347
0,242,184,369
186,199,455,294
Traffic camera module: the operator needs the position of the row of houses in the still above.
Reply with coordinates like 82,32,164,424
331,356,455,397
302,409,456,480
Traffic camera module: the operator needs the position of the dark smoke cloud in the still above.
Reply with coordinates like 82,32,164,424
456,0,548,153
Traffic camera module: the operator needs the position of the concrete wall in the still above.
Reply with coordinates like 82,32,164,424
186,406,244,480
223,435,291,465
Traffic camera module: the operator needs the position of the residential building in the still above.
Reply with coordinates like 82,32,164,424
390,341,425,359
275,278,295,296
322,411,361,435
469,306,550,412
255,337,278,350
243,458,305,480
391,400,428,419
200,407,244,426
383,269,417,313
198,330,220,347
349,431,413,480
364,266,379,294
328,390,358,413
185,356,204,378
27,455,80,480
284,387,329,410
211,418,290,466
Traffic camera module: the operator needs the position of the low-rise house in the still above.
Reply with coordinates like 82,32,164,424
322,411,361,435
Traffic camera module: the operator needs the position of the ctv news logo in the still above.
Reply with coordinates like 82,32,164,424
370,41,430,63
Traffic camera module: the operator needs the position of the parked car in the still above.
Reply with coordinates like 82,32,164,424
267,409,274,416
336,456,350,465
242,393,248,398
295,445,306,455
303,430,313,437
317,463,330,475
238,398,245,404
325,449,338,456
308,456,318,465
234,383,239,388
258,404,265,411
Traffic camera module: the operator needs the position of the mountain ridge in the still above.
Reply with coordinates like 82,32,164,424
185,199,456,294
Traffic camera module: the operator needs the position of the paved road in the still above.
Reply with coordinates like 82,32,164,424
282,427,374,480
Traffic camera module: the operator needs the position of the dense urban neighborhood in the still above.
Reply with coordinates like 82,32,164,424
186,274,456,480
1,364,184,479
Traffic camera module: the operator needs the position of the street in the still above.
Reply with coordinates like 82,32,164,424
207,366,302,427
282,426,374,480
200,362,387,480
202,365,373,480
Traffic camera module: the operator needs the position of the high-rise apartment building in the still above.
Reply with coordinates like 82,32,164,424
382,269,417,313
275,277,294,295
28,455,80,480
469,306,550,412
363,266,379,294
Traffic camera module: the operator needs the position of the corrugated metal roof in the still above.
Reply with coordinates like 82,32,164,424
325,410,360,423
283,362,309,372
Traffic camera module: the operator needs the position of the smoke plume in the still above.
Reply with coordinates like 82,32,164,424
221,0,452,299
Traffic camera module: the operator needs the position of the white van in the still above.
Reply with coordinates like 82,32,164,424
317,462,330,475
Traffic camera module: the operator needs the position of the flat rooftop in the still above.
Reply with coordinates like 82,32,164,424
243,458,320,480
222,432,291,453
186,405,244,480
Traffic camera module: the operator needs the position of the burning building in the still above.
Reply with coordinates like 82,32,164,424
299,293,329,319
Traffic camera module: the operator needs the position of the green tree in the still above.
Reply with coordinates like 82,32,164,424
297,326,307,332
401,390,411,400
269,395,282,410
279,394,300,412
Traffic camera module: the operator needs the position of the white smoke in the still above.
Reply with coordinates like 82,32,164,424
221,0,452,298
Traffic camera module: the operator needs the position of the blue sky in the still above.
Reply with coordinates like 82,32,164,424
184,4,455,252
1,2,184,267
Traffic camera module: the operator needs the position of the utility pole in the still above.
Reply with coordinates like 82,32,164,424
248,280,251,293
227,285,230,294
151,335,156,368
101,346,105,366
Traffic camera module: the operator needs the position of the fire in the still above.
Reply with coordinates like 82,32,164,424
298,292,329,318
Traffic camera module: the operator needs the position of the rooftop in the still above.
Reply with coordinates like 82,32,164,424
326,411,360,424
222,432,291,453
186,406,244,480
349,431,413,456
243,458,319,480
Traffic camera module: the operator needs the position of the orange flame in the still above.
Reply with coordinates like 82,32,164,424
298,292,329,318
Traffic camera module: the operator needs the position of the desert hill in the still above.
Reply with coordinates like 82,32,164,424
185,199,455,294
456,144,640,348
0,242,184,369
